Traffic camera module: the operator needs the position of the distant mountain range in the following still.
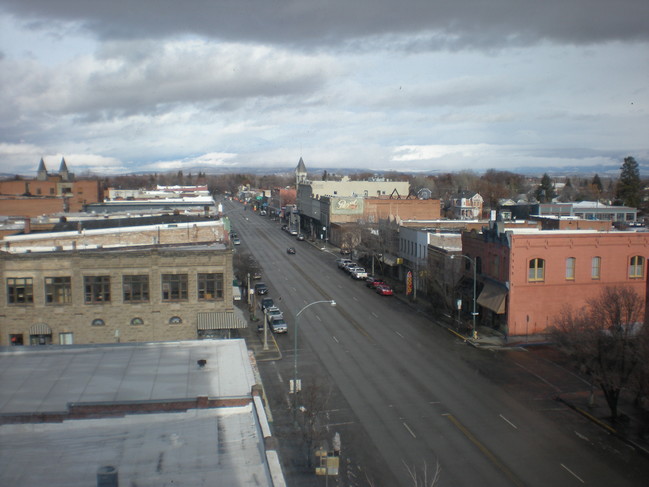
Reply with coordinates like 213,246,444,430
3,161,647,180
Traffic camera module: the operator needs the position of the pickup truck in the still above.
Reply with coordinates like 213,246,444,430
350,267,368,280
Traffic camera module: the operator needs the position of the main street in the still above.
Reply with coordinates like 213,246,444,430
224,199,647,486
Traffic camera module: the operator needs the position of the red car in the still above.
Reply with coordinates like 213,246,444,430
375,285,393,296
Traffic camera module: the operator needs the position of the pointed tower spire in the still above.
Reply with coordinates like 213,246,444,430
58,157,70,181
37,158,48,181
295,157,307,186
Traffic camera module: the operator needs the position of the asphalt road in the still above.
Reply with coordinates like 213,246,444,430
225,200,648,487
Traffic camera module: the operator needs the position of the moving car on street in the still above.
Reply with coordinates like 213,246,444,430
287,247,296,254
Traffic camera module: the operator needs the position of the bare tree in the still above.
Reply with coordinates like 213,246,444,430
297,376,333,467
550,286,646,421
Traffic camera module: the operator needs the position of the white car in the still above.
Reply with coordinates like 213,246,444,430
265,306,283,324
351,267,368,280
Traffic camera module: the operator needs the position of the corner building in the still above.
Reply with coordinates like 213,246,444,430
462,224,649,337
0,244,240,346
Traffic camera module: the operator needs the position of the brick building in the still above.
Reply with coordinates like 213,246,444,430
461,223,649,337
0,158,103,215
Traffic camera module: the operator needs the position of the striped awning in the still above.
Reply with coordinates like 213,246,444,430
30,323,52,335
197,312,246,330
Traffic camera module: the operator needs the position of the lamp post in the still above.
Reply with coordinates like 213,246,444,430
451,254,478,339
293,299,337,422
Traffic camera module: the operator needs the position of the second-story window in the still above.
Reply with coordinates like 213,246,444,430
629,256,645,279
45,276,72,305
565,257,576,280
162,274,188,301
591,256,601,279
198,273,224,300
123,275,149,303
84,276,111,303
7,278,34,305
528,258,545,282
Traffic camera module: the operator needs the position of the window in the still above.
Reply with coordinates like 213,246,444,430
84,276,111,303
91,318,105,326
629,255,645,279
45,277,72,304
169,316,183,324
528,258,545,282
7,278,34,304
565,257,576,280
198,273,224,300
591,257,601,279
59,332,73,345
162,274,188,301
123,275,149,303
131,317,144,326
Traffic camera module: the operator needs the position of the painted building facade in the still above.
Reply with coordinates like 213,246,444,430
462,224,649,337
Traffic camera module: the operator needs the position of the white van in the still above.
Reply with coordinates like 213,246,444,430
232,285,242,301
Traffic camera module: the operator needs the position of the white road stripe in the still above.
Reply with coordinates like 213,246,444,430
332,336,339,343
560,464,585,483
403,422,417,438
395,331,404,338
499,414,518,429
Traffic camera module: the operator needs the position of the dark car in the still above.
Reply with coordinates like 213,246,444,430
297,233,305,241
254,282,269,295
260,297,274,311
287,247,296,254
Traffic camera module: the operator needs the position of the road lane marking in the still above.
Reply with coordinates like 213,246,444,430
443,413,525,487
403,422,417,438
315,315,322,322
332,336,339,343
499,414,518,429
395,331,404,338
514,362,562,392
371,312,379,318
352,296,358,301
560,464,585,483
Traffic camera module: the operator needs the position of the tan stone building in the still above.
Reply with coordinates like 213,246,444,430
0,244,242,346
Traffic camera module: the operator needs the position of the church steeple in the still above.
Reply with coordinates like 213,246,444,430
37,158,48,181
295,157,307,186
58,157,70,181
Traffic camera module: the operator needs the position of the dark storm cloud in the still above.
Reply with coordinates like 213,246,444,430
2,0,647,49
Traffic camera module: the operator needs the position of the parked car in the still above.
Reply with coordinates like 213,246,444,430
287,247,296,254
342,262,358,273
376,285,394,296
265,306,284,323
232,238,241,245
252,271,262,280
366,276,386,288
260,297,274,311
350,267,368,280
297,233,305,241
340,247,351,255
269,318,288,334
254,282,269,295
336,258,353,269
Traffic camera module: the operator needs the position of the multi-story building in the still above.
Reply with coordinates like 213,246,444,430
460,223,649,337
1,244,241,346
448,191,484,219
0,158,103,215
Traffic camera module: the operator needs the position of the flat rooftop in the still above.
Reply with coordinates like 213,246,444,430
0,340,273,487
0,340,255,414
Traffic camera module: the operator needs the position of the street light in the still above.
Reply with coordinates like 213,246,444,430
451,254,478,339
293,299,337,422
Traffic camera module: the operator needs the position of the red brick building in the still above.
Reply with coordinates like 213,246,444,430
0,158,103,215
461,223,649,338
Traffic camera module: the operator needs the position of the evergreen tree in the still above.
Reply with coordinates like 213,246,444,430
592,174,603,192
535,173,555,203
616,156,641,208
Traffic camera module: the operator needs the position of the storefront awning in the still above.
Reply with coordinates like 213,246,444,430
477,282,508,314
197,312,247,330
380,254,398,266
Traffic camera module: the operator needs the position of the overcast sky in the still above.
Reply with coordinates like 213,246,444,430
1,0,647,177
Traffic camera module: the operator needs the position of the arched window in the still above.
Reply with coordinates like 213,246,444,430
130,317,144,326
629,256,645,279
169,316,183,325
528,258,545,282
565,257,576,280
